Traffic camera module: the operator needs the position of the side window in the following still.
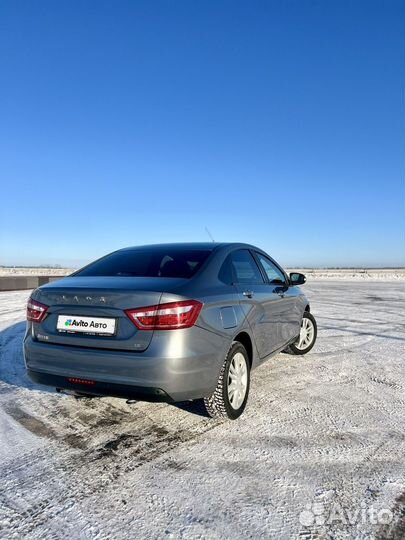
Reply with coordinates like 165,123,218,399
218,255,234,285
256,253,286,285
231,250,264,284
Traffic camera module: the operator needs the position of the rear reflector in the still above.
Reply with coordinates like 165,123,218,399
125,300,203,330
67,377,96,386
27,298,49,322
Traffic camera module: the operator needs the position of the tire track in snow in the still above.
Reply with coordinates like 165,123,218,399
0,409,223,537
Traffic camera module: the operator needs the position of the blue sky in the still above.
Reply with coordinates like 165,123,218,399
0,0,404,268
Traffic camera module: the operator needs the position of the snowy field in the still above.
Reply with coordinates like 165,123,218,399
0,282,404,539
0,268,75,277
1,266,404,281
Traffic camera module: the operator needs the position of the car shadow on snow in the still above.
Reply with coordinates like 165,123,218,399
0,321,53,393
171,399,210,417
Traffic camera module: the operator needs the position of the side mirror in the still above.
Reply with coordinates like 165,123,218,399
289,272,306,286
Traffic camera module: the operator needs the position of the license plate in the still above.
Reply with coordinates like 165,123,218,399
57,315,116,336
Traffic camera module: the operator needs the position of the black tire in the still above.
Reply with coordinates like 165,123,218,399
285,311,317,355
203,342,251,420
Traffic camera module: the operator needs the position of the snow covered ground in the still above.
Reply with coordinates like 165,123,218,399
1,267,404,281
0,268,74,277
287,269,405,281
0,282,404,539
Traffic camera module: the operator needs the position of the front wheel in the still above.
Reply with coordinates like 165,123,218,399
286,311,317,355
203,342,250,420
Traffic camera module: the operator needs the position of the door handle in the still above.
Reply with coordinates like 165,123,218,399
273,286,285,298
243,290,254,298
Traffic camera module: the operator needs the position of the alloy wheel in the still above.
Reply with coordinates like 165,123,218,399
296,316,315,350
227,352,248,409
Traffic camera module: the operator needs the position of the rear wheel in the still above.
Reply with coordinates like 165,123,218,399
203,342,250,420
286,311,317,355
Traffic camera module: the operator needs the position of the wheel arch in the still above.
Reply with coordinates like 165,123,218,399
233,331,253,368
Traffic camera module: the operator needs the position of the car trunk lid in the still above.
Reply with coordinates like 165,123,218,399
31,276,186,351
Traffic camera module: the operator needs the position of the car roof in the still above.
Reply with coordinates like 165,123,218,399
118,242,257,252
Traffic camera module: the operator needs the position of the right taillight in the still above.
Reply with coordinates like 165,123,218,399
125,300,203,330
27,298,49,322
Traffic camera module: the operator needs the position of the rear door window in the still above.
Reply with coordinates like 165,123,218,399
230,250,264,284
218,255,234,285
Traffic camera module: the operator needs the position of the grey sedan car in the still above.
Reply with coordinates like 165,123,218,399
24,243,317,419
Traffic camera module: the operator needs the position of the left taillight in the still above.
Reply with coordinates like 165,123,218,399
27,298,49,322
125,300,203,330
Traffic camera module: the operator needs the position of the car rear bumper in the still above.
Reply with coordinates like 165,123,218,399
27,369,173,402
24,326,229,402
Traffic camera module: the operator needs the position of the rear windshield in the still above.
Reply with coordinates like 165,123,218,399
75,248,212,279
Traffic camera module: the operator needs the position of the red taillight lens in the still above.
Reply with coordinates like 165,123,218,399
27,298,49,322
125,300,203,330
